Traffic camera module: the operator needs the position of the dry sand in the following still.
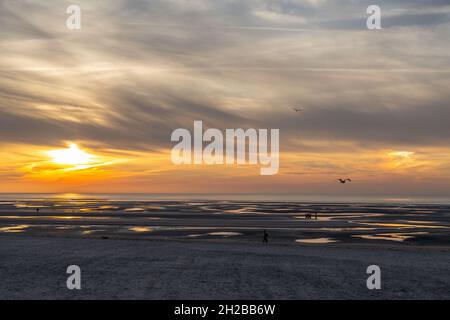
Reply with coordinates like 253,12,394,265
1,235,449,300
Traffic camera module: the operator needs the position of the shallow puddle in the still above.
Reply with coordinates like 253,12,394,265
0,225,30,233
352,232,428,242
124,208,146,212
296,238,337,244
128,226,153,232
208,232,242,237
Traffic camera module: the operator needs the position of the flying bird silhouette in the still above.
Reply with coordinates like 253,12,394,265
337,178,352,184
293,108,302,112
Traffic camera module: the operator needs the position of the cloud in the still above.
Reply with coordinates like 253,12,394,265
0,0,449,154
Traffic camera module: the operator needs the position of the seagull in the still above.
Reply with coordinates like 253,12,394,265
293,108,302,112
337,178,352,184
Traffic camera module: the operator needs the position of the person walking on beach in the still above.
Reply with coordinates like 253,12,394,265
263,230,269,245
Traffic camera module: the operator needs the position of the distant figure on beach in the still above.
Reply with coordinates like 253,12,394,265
337,178,352,184
36,208,39,213
263,230,269,244
305,213,317,220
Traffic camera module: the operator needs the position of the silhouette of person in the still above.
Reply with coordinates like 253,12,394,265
315,212,318,220
36,208,40,214
263,230,269,244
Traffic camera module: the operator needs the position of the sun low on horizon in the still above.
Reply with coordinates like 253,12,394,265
47,143,95,166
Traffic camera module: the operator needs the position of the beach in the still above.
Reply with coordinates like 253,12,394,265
1,198,449,299
1,236,449,300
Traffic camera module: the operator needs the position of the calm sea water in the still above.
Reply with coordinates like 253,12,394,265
0,193,450,204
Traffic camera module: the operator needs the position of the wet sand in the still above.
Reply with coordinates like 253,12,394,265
1,200,450,245
0,200,449,299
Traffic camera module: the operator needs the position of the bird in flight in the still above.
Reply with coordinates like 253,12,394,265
337,178,352,184
293,107,302,112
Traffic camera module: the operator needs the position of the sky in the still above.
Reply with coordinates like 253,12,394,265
1,0,450,196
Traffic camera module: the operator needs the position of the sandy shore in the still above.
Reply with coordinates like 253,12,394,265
1,199,449,299
1,235,449,300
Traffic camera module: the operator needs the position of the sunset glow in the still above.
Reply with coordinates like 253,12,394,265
0,0,449,196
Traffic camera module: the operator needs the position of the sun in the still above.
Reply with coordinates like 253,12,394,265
47,143,95,166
